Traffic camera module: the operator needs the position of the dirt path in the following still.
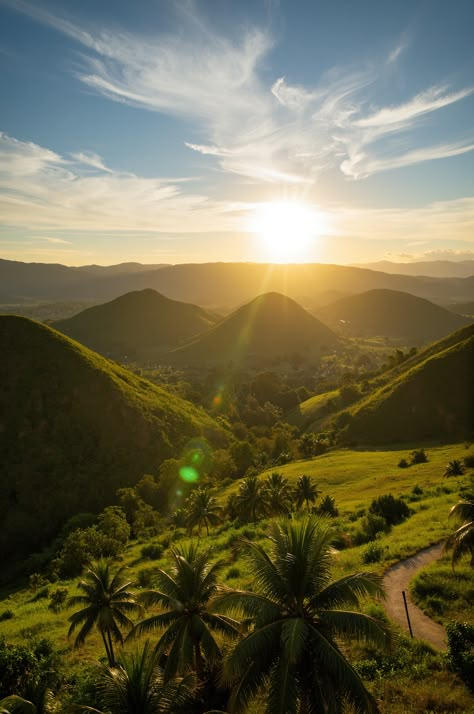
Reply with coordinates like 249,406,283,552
382,542,447,650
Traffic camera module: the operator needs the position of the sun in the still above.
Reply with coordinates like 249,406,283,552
249,201,326,262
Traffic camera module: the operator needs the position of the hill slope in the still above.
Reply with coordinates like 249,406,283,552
340,326,474,445
316,289,471,342
0,316,226,562
170,292,338,365
53,289,216,358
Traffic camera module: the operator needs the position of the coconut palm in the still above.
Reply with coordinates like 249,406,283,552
185,487,223,536
262,472,293,516
444,500,474,568
130,544,241,683
234,475,267,523
444,460,465,477
294,474,320,511
68,559,139,666
214,516,390,714
0,697,36,714
78,641,195,714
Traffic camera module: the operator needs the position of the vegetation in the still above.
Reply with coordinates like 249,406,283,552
444,500,474,568
67,560,139,665
214,516,390,713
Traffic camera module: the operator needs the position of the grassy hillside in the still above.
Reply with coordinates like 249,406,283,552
341,332,474,445
53,289,216,358
0,316,227,563
316,289,471,342
170,291,338,365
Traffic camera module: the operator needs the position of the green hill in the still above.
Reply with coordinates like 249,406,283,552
170,292,338,365
0,316,227,563
53,289,216,359
316,289,471,342
340,328,474,445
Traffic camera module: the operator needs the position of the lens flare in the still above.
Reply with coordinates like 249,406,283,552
179,466,199,483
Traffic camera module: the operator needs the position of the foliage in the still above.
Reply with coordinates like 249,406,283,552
81,641,196,714
184,487,223,536
214,516,390,714
130,544,241,682
353,513,391,545
369,493,411,526
397,458,409,469
140,544,164,561
410,449,428,465
446,622,474,692
261,472,292,516
294,474,320,511
0,638,58,703
316,494,339,517
444,460,465,477
47,588,68,613
234,475,267,523
362,543,385,564
68,560,139,665
444,500,474,568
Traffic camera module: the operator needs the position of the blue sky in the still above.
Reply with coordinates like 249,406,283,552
0,0,473,265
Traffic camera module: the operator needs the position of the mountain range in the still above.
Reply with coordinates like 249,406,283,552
352,260,474,278
2,259,474,308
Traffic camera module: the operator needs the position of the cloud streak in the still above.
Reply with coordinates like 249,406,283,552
3,0,473,184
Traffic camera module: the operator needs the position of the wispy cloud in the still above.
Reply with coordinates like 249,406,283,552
4,0,473,184
0,133,245,233
32,236,72,244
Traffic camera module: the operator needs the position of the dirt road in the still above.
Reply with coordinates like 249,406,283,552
382,542,447,650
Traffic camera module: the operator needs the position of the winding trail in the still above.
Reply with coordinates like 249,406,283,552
382,542,447,650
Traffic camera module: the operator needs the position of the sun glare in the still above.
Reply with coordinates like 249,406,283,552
250,201,326,262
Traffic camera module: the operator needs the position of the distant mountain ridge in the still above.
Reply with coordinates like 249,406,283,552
316,289,471,343
170,292,338,365
352,260,474,278
0,316,227,563
53,289,216,359
1,259,473,307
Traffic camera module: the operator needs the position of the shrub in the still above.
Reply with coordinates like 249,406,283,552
369,493,411,526
0,610,13,622
28,573,47,591
48,587,68,613
31,586,50,601
410,448,428,464
446,622,474,691
444,460,465,477
136,568,157,588
463,454,474,468
412,484,423,495
140,543,163,560
362,542,385,564
397,458,409,469
353,513,390,545
317,495,339,517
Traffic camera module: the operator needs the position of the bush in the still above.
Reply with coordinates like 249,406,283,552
140,543,163,560
444,460,465,477
369,493,411,526
48,587,69,613
410,448,428,464
353,513,390,545
463,454,474,468
446,622,474,691
412,484,423,495
317,495,339,517
397,458,409,469
0,610,13,622
362,542,385,564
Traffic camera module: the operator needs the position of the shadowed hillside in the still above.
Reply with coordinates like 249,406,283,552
340,327,474,445
170,292,338,365
316,289,471,342
0,316,227,563
53,289,216,358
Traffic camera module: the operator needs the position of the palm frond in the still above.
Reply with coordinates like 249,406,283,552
280,618,309,664
319,609,391,649
315,572,385,610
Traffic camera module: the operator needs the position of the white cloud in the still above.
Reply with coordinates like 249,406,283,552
31,236,73,244
1,1,473,185
0,133,246,233
71,151,113,172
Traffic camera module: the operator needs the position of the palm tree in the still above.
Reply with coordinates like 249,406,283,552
0,697,36,714
234,475,267,523
262,472,292,516
185,487,223,536
130,544,241,682
213,516,390,714
444,500,474,568
68,559,139,666
294,474,320,511
444,460,465,477
78,641,195,714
